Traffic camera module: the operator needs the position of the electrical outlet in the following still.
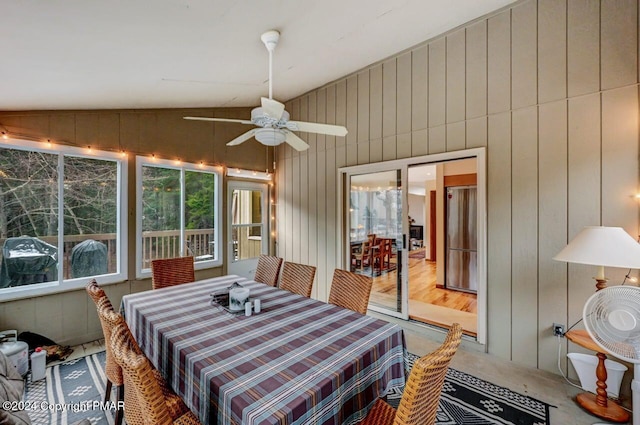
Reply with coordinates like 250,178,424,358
553,323,565,337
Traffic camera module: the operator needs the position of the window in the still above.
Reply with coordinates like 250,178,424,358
136,157,221,277
0,139,127,300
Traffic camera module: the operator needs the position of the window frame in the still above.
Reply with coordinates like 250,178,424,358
135,156,222,278
0,138,128,301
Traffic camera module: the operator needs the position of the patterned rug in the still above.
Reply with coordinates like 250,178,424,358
387,353,551,425
408,249,426,259
25,351,115,425
24,351,551,425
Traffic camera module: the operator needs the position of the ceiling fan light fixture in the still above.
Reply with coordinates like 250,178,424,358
254,128,286,146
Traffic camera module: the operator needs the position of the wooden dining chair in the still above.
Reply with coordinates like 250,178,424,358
328,269,373,315
85,280,124,425
361,323,463,425
280,262,316,297
373,239,392,273
108,321,196,425
352,241,372,271
150,256,195,290
254,255,283,287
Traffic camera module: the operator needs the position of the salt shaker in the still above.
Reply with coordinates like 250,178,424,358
245,301,252,316
254,299,261,313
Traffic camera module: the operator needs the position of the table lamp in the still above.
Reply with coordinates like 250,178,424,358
554,226,640,422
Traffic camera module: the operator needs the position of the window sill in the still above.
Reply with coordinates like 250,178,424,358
0,273,128,302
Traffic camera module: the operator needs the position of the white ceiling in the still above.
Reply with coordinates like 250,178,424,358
2,0,516,111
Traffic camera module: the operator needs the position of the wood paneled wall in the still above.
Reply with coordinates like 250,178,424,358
276,0,640,373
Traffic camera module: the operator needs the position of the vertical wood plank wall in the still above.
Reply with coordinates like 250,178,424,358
276,0,640,372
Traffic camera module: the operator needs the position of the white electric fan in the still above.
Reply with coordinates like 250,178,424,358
584,285,640,424
184,30,348,151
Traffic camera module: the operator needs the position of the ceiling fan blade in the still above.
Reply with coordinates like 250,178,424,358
227,129,258,146
261,97,285,120
286,121,348,137
184,116,254,125
284,130,310,151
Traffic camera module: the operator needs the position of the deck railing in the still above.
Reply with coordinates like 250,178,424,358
0,228,216,279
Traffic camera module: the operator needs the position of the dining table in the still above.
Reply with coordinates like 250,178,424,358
120,274,406,425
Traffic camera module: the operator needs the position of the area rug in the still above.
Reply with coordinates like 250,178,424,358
387,353,551,425
408,249,426,259
24,351,551,425
25,351,115,425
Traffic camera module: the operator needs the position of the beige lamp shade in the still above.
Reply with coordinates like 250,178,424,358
554,226,640,269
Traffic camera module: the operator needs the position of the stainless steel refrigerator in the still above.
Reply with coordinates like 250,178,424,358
445,186,477,293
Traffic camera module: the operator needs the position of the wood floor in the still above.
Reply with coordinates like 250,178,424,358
367,248,478,336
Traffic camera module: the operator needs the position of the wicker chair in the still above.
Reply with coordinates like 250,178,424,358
361,323,463,425
150,256,195,290
254,255,283,287
107,320,195,425
85,280,124,425
86,278,107,305
328,269,373,315
280,262,316,297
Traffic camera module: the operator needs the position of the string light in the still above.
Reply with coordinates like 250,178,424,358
0,127,236,172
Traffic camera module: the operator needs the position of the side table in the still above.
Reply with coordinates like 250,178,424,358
565,329,629,423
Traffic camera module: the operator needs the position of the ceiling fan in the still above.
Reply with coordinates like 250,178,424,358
184,30,348,151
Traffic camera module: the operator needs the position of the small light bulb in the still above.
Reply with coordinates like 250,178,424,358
1,132,8,139
199,161,204,168
175,159,181,165
120,150,126,157
87,145,92,153
47,139,52,147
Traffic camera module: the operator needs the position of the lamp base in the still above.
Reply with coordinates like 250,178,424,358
576,392,629,423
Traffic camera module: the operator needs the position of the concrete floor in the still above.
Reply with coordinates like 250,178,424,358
66,328,628,424
404,326,630,425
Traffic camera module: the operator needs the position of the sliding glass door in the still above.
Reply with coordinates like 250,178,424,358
345,167,408,320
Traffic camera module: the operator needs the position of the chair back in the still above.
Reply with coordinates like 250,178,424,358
87,281,124,387
280,262,316,297
151,256,195,290
328,269,373,314
86,279,107,304
110,323,172,425
254,255,283,287
394,323,463,425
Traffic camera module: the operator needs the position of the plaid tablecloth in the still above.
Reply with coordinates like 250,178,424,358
121,275,406,425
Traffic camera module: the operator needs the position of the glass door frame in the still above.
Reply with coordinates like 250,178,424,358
339,162,410,320
226,180,269,277
338,148,487,344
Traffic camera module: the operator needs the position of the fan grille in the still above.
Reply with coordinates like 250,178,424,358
584,285,640,362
